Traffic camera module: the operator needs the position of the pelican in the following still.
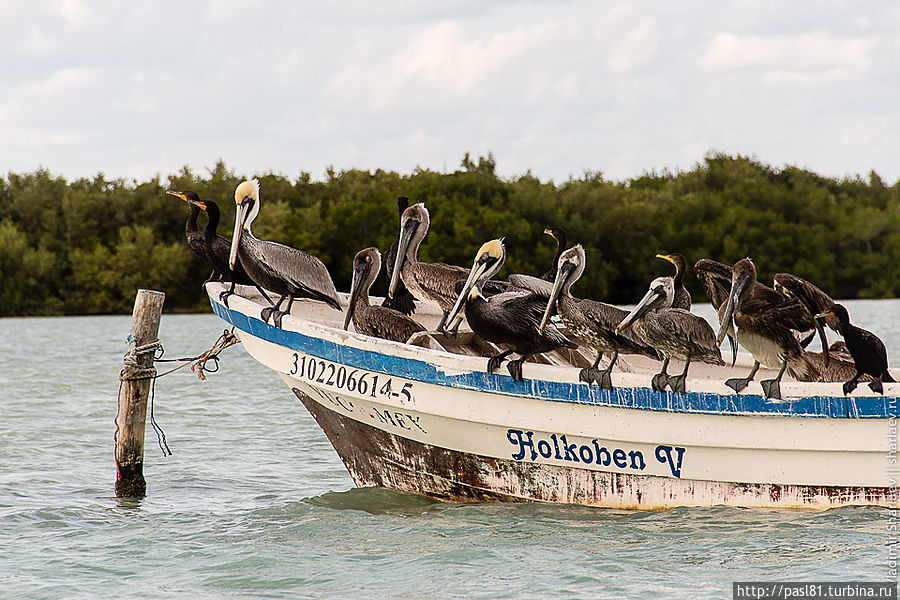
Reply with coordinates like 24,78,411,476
716,258,818,399
656,253,691,310
344,247,425,343
229,179,341,327
167,190,272,307
381,196,417,316
445,239,576,381
773,272,836,363
537,245,658,389
388,203,509,331
616,277,723,393
507,227,567,297
816,304,895,395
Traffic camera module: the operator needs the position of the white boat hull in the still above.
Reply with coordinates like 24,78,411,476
208,284,899,509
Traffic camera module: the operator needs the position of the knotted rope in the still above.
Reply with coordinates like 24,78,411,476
116,329,241,456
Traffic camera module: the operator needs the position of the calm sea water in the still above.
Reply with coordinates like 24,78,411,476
1,300,897,600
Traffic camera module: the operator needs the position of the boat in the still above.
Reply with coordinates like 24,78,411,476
206,282,899,510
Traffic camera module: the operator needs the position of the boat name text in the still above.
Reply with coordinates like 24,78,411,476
506,429,686,478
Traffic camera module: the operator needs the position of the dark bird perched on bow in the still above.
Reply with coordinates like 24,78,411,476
229,179,341,327
617,276,723,393
445,239,576,382
773,272,836,364
656,253,691,310
167,190,272,307
381,196,417,316
507,227,568,297
344,247,426,343
388,203,510,331
816,304,895,395
716,258,819,400
537,245,658,389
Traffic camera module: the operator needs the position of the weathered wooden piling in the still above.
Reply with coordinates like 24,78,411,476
115,289,165,498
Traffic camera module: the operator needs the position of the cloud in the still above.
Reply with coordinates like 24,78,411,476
699,31,874,80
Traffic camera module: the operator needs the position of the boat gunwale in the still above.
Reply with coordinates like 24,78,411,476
207,284,899,420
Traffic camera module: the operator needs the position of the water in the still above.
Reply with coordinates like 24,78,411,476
1,301,897,599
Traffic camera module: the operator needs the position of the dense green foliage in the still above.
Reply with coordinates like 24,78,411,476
1,153,897,316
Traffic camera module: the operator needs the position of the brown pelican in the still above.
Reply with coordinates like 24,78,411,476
773,272,836,363
381,196,417,316
229,179,341,327
168,190,274,307
537,245,658,389
616,277,724,393
388,203,509,331
816,304,895,395
344,247,425,343
716,258,818,399
656,253,691,310
507,227,567,297
445,239,576,381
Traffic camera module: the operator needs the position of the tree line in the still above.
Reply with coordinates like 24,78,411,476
0,152,897,317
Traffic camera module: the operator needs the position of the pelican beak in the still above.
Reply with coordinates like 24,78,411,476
538,260,573,334
389,217,418,298
655,253,673,264
229,199,250,270
444,253,490,333
716,270,750,347
343,262,367,331
543,228,555,240
616,285,663,334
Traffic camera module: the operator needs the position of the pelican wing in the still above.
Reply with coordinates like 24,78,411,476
646,308,724,365
508,273,553,298
773,273,834,314
694,259,733,310
492,291,573,347
358,306,426,344
246,238,341,309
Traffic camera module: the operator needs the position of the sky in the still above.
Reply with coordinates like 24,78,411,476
2,0,899,184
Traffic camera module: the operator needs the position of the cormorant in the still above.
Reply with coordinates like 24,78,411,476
167,190,272,307
816,303,895,395
656,253,691,310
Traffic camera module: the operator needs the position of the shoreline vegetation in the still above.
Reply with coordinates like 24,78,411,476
1,152,897,317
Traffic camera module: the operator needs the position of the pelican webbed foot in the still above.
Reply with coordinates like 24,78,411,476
667,374,686,394
760,379,782,400
487,350,514,374
507,359,526,382
760,359,788,401
651,358,670,392
726,361,760,394
842,377,860,396
666,357,692,394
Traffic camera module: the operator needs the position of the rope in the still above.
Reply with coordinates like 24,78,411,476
115,328,241,456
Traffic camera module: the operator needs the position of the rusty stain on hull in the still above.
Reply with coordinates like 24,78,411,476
293,389,898,510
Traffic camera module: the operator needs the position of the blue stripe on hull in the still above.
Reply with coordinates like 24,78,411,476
211,299,897,419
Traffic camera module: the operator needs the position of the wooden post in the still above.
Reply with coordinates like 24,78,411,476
115,289,165,498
